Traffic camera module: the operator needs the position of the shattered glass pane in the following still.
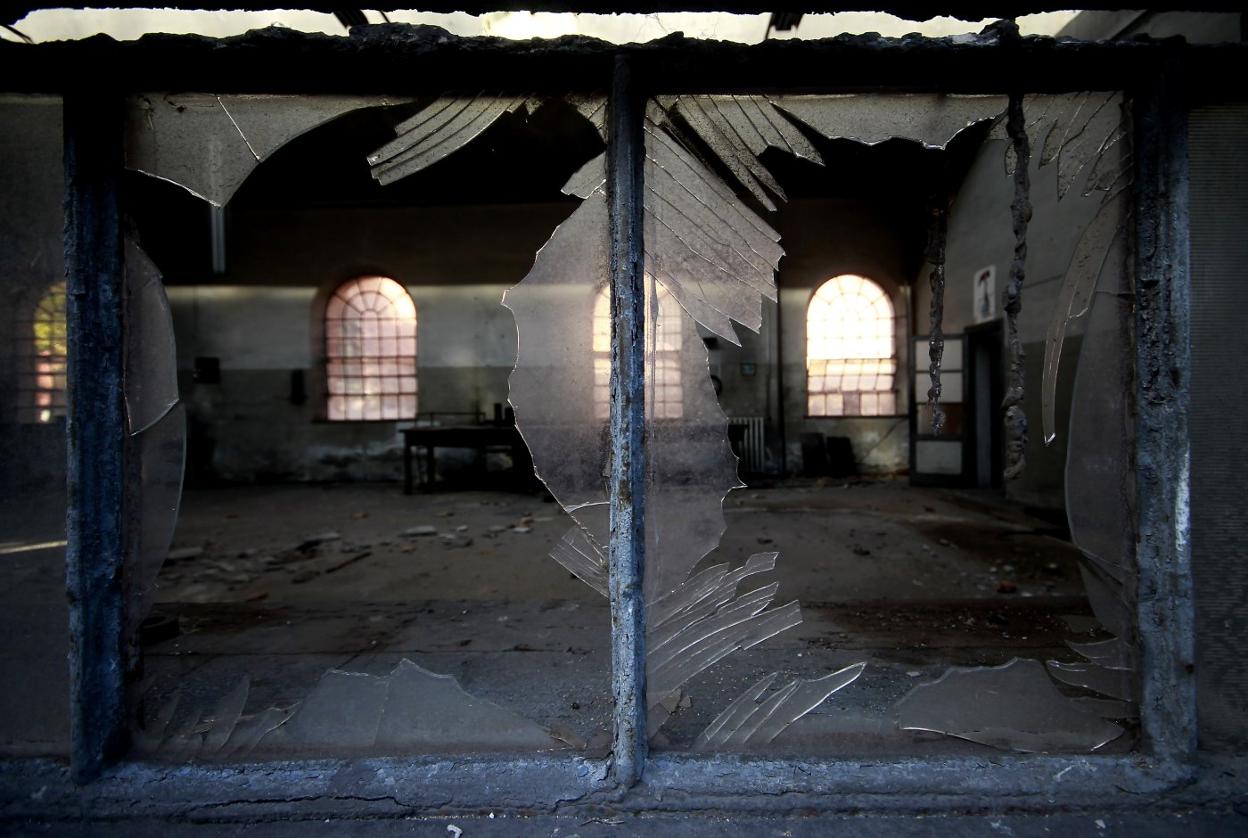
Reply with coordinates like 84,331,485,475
127,93,408,206
129,93,611,759
628,91,1140,755
125,240,180,436
116,85,1143,761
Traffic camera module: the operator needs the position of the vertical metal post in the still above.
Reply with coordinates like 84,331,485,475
64,93,129,781
1133,60,1198,766
606,54,647,787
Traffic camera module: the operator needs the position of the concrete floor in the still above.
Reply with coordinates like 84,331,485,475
132,478,1117,760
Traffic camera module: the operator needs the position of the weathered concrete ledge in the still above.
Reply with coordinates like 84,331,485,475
0,23,1244,95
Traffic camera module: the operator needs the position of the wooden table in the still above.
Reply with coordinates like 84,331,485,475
401,425,529,494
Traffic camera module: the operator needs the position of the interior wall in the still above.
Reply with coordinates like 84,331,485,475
164,202,561,482
0,95,70,757
767,198,915,476
924,123,1126,509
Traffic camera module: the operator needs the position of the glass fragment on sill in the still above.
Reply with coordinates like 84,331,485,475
1066,636,1132,670
1070,697,1137,721
127,93,406,206
895,658,1123,753
1046,660,1132,702
694,663,865,751
140,658,565,756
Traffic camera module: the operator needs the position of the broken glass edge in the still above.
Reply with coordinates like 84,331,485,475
127,93,412,208
894,657,1125,754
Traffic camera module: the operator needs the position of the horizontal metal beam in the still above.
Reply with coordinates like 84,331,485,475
4,2,1248,24
0,25,1245,95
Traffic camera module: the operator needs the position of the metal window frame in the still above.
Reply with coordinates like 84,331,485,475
0,11,1216,811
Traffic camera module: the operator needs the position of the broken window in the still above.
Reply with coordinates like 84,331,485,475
103,85,1144,762
324,276,419,422
594,284,683,420
806,274,898,417
117,92,611,760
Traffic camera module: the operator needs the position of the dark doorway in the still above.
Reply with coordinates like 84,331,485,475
966,321,1004,489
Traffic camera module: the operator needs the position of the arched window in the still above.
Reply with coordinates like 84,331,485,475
20,282,67,423
324,276,418,421
806,274,896,417
592,283,684,421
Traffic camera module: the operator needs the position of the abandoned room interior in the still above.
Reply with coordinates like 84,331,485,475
1,2,1246,831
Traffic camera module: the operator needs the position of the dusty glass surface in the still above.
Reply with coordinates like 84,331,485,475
127,93,610,759
0,95,69,757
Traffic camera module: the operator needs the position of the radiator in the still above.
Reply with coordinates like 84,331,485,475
727,416,766,474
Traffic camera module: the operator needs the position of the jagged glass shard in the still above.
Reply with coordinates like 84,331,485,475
562,152,606,199
1041,203,1128,445
550,525,608,597
773,94,1007,150
503,192,611,518
648,552,801,701
656,95,817,210
568,94,608,139
201,677,250,754
124,240,179,437
896,658,1124,753
695,663,865,751
1064,210,1138,684
1032,91,1132,446
1046,660,1133,702
123,237,186,631
133,402,186,630
1037,92,1123,201
127,94,404,206
369,95,534,186
643,107,784,346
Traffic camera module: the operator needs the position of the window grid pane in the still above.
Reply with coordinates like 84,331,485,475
15,282,68,423
325,276,418,421
806,275,897,417
593,283,684,421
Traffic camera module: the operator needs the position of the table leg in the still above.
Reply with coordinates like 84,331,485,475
403,439,413,495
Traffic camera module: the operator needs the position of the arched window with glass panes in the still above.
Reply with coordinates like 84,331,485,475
806,274,897,417
17,282,68,423
592,284,684,421
324,276,418,421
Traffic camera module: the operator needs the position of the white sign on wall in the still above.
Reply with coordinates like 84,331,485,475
973,265,997,324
